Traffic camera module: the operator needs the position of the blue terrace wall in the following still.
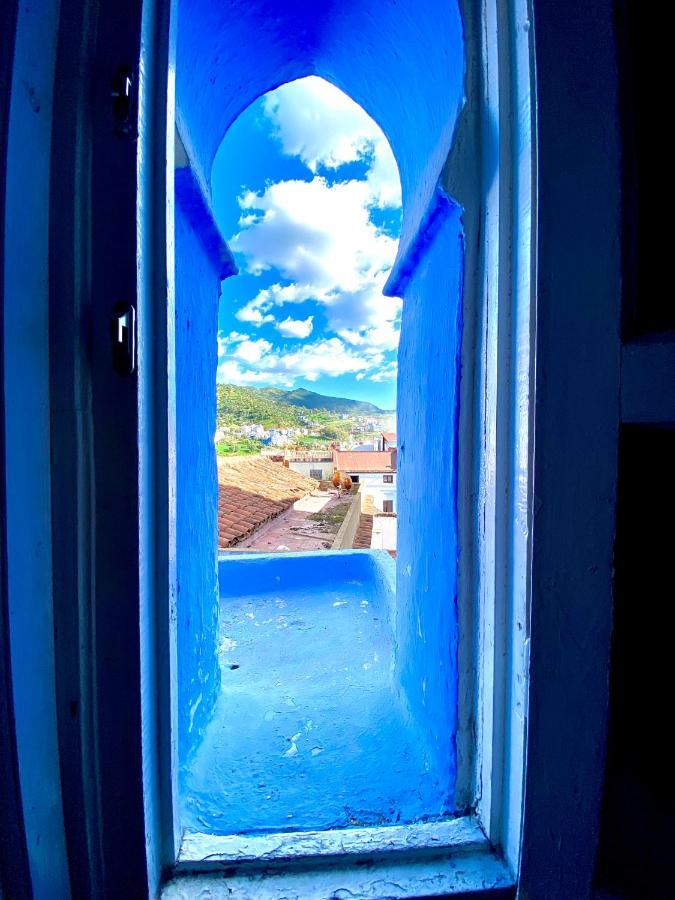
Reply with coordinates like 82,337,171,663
182,550,458,833
393,193,463,795
175,170,231,768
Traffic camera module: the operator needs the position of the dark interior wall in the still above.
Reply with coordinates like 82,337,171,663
616,0,675,337
595,427,675,898
594,4,675,894
0,0,31,895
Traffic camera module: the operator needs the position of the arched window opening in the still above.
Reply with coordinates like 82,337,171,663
214,77,400,545
173,2,465,854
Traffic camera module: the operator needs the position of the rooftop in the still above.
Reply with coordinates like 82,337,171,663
217,456,317,548
333,449,397,473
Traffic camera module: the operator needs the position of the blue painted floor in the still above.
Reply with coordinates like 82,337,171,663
181,552,453,835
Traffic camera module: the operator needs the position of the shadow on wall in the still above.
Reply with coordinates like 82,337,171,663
175,0,466,799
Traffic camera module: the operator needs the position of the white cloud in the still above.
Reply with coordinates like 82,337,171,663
217,359,294,388
370,361,398,382
230,176,401,354
234,303,274,326
220,76,404,390
262,76,401,208
276,315,314,339
235,282,326,328
217,332,389,387
233,178,396,289
233,338,272,364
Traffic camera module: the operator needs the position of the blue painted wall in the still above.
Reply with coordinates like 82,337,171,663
175,0,465,812
218,549,396,607
175,176,225,768
182,550,458,834
394,193,463,795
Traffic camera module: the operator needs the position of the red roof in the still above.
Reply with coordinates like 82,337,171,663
218,456,317,548
332,449,397,473
382,432,396,442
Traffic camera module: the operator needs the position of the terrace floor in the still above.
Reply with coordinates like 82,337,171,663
180,551,453,836
235,489,352,552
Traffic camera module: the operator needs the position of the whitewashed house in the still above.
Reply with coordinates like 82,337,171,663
285,451,334,481
375,431,397,451
332,449,397,514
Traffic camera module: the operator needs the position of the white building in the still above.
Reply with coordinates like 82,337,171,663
241,423,266,440
267,429,291,447
332,449,397,514
371,514,397,552
286,453,334,481
375,431,397,451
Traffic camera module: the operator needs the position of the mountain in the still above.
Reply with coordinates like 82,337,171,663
277,387,388,415
216,383,391,429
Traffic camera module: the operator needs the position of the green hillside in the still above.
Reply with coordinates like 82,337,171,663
216,383,390,428
216,384,305,428
279,387,387,415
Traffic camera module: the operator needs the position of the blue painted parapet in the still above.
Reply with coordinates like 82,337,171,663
175,162,235,770
218,549,396,607
389,192,463,793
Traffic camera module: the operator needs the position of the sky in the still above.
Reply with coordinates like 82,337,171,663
211,77,402,411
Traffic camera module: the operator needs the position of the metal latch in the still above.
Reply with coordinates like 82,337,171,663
111,302,136,376
111,65,136,139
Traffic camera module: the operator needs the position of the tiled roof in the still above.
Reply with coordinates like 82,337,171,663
332,450,397,473
382,432,396,442
218,456,317,548
353,513,374,549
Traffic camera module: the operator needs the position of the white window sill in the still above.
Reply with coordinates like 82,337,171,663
162,816,514,898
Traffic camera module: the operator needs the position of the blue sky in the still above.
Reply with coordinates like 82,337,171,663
211,77,402,410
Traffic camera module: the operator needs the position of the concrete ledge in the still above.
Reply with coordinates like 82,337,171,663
179,817,486,865
168,817,514,898
217,548,395,600
332,487,362,549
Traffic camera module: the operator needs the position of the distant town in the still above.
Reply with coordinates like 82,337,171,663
215,384,398,555
215,383,395,455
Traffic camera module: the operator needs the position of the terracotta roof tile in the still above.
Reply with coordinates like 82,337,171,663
353,513,374,549
217,456,318,548
332,450,397,474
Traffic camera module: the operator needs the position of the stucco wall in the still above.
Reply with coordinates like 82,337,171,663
355,473,397,513
395,192,462,795
288,459,333,480
175,191,222,768
371,516,397,552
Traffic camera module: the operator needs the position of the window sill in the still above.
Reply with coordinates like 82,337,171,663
163,816,515,898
